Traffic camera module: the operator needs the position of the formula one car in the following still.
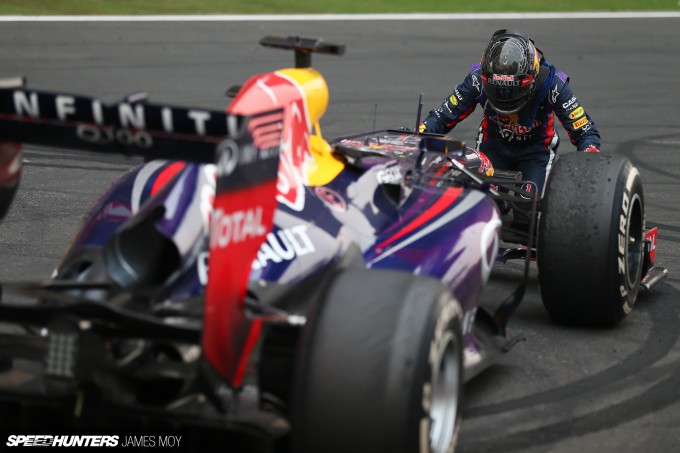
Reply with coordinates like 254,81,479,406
0,36,667,452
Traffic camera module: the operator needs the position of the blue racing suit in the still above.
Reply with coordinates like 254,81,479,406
421,61,601,194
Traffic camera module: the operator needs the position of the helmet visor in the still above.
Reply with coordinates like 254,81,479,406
482,73,534,114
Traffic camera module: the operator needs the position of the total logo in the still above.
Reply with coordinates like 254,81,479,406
210,206,267,249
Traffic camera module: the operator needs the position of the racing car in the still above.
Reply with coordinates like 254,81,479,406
0,36,667,452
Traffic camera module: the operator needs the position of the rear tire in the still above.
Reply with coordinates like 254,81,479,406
538,152,645,326
291,269,463,453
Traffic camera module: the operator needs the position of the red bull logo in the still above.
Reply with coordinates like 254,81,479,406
276,95,311,211
228,71,318,213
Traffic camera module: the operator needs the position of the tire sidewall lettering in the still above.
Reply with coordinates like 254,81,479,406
615,167,642,315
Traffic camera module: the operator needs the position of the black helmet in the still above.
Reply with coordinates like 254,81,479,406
480,29,540,115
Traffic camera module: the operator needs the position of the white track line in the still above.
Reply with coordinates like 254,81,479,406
0,12,679,22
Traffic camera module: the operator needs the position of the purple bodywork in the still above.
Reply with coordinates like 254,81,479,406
58,130,502,380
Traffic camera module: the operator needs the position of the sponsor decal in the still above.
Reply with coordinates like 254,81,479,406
11,92,206,135
9,90,230,150
276,97,312,211
225,72,310,213
216,137,264,178
252,225,315,269
472,75,481,92
493,74,514,82
490,115,541,138
376,165,403,184
520,182,537,199
200,224,317,274
562,96,578,110
210,206,267,249
76,124,152,148
489,74,519,87
449,94,458,107
618,185,631,294
550,85,559,104
314,186,347,212
572,117,589,129
568,106,585,120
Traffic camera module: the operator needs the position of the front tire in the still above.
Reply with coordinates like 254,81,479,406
291,269,463,453
538,152,645,326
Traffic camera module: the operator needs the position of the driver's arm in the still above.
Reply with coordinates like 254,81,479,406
420,65,484,135
553,78,601,152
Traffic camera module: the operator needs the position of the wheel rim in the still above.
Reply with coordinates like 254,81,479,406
429,331,460,453
625,194,644,289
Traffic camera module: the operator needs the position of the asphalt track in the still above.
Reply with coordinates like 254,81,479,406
0,16,679,453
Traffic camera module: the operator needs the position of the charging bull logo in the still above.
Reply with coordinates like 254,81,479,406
277,96,311,211
490,115,541,140
227,72,315,212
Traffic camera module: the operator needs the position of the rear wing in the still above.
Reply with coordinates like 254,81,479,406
0,85,239,163
0,83,285,387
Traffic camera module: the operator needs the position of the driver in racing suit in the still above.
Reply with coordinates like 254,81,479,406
419,29,601,196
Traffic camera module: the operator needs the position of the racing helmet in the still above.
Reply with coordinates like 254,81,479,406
480,29,541,115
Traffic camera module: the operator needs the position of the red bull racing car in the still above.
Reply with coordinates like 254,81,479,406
0,37,667,452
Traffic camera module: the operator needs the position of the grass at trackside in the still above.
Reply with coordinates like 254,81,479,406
0,0,678,14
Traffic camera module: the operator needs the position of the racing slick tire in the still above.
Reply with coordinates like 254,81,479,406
537,152,645,326
290,269,463,453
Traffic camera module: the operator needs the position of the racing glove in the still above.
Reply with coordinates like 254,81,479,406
580,145,600,153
